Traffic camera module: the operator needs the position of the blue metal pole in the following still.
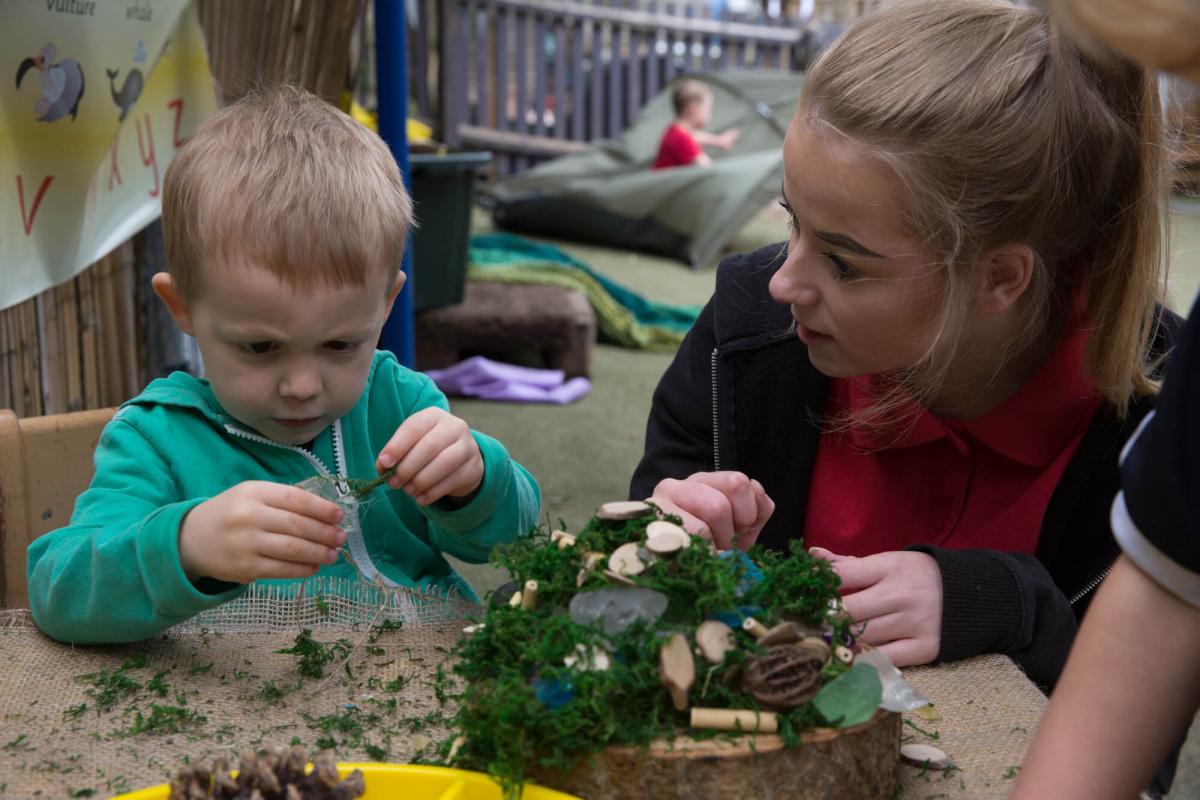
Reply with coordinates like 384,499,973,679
375,0,415,367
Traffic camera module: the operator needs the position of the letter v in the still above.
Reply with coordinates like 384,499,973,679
17,175,54,236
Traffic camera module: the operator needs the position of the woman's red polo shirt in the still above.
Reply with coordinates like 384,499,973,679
803,318,1101,557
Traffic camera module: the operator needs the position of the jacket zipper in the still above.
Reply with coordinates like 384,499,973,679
709,326,795,473
711,347,721,471
224,419,344,481
222,419,395,587
1069,560,1114,606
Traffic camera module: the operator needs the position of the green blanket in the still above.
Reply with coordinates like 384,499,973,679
467,233,702,352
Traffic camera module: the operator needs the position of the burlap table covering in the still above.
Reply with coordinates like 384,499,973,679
0,582,1046,799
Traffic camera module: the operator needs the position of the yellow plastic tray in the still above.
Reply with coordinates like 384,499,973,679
113,763,580,799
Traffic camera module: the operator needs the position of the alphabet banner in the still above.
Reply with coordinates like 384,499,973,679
0,0,218,311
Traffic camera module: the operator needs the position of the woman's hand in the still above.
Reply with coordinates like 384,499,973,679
810,547,943,667
649,471,774,550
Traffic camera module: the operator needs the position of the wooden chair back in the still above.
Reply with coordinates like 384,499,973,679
0,407,114,608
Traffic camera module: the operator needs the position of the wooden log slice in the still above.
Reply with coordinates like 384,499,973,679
531,709,900,800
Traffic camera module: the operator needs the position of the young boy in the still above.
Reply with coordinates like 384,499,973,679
26,86,541,645
652,79,740,169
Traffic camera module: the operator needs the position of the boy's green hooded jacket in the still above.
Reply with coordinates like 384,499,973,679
27,352,540,644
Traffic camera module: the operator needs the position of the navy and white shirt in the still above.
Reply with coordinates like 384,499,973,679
1112,295,1200,608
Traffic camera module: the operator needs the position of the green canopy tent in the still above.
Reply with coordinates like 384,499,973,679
481,70,805,269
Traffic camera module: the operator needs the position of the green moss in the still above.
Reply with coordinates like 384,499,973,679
146,671,170,698
275,629,352,679
124,703,206,736
75,666,141,711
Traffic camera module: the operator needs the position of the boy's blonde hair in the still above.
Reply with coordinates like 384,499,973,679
672,79,710,116
162,85,413,302
801,0,1166,421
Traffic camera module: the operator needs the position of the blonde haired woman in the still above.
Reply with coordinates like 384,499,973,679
631,0,1179,697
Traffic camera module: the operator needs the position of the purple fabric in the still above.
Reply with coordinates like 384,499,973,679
425,356,592,405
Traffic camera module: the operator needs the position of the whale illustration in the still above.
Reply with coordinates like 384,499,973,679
106,67,144,121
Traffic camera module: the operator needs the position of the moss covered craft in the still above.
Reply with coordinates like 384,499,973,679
436,502,907,794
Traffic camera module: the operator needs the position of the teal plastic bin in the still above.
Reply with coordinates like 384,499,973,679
408,151,493,312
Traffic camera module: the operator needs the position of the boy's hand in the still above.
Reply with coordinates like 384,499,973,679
717,128,741,150
377,407,484,506
650,470,774,551
809,547,943,667
178,481,346,585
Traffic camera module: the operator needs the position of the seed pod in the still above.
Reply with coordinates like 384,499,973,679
741,644,825,710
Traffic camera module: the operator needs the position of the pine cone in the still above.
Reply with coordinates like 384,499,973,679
166,747,366,799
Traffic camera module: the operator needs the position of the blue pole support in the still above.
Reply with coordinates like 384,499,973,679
375,0,415,366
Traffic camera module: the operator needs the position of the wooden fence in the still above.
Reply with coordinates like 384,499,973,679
0,245,141,418
412,0,809,172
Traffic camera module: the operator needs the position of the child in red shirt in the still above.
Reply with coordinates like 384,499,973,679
652,79,740,169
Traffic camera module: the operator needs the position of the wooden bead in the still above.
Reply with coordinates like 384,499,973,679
835,645,854,665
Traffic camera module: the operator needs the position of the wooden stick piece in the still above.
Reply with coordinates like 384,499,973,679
690,707,778,733
447,735,466,761
742,617,770,639
521,580,539,610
